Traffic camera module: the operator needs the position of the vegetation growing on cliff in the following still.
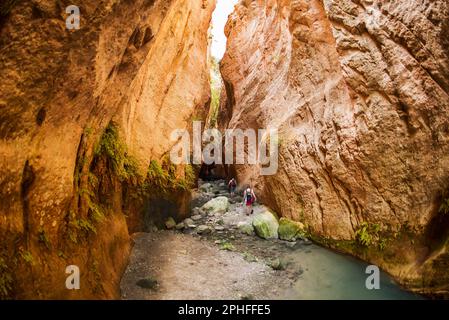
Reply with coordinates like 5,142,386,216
94,123,140,181
146,158,196,195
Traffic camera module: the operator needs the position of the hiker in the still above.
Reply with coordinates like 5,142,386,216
243,185,256,215
228,178,237,196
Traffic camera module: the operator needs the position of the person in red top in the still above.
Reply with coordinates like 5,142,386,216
243,185,256,215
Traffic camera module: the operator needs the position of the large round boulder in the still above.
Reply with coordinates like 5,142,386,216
201,196,230,214
252,210,279,239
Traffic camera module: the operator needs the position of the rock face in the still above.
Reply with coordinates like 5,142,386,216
220,0,449,296
0,0,215,299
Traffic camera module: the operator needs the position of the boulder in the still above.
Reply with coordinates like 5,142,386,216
165,217,176,229
278,217,305,241
196,225,212,235
237,221,255,235
201,196,230,214
252,211,279,239
175,223,185,230
199,183,212,192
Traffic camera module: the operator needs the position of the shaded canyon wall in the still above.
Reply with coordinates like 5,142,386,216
0,0,215,299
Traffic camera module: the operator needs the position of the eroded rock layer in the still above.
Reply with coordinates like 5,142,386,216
220,0,449,296
0,0,215,299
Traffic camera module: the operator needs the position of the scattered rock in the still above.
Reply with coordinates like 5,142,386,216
242,252,258,263
165,217,176,229
268,258,286,271
199,183,212,192
303,239,312,246
196,225,212,235
252,211,279,239
183,218,194,225
191,207,201,216
175,223,185,230
191,214,202,221
278,217,305,241
214,226,225,231
201,196,230,214
237,221,255,235
285,241,297,249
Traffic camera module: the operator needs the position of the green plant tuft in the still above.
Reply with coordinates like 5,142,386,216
355,222,383,248
75,218,97,234
219,241,235,251
94,122,140,181
38,228,52,250
145,159,196,195
20,251,34,265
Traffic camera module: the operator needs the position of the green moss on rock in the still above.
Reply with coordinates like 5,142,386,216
165,217,176,229
252,211,279,240
278,217,305,241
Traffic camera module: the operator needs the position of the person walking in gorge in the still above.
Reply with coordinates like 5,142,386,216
243,185,256,215
228,178,237,196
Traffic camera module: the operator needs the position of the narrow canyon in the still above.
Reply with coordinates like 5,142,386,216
0,0,448,299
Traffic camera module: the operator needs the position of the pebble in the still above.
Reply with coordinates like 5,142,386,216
196,225,212,235
286,241,297,248
191,214,202,221
175,223,185,230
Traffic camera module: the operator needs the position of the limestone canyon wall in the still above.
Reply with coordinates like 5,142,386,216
0,0,215,299
220,0,449,296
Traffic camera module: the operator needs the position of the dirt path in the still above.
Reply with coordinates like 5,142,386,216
120,231,290,299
